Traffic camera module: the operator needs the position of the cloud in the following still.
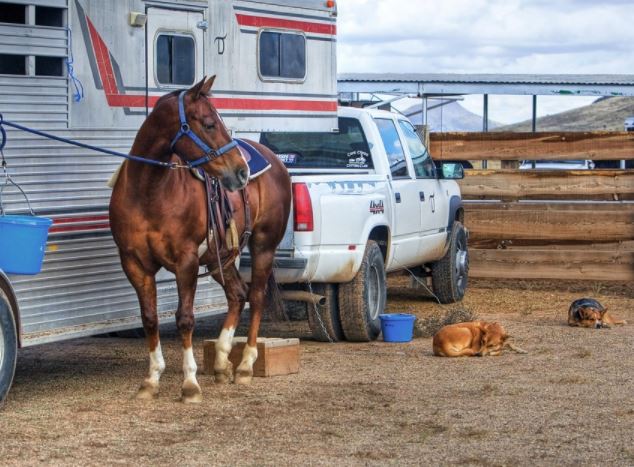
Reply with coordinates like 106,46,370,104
337,0,634,74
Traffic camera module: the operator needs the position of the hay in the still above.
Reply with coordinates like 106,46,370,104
413,306,478,338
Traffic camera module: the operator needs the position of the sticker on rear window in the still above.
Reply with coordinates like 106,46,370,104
346,150,369,168
277,153,298,164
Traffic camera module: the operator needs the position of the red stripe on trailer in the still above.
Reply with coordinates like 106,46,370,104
235,13,336,35
50,215,111,233
84,14,337,112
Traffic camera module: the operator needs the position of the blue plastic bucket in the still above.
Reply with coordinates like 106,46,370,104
0,215,53,275
379,313,416,343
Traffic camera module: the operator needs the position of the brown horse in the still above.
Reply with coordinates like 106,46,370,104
109,76,291,402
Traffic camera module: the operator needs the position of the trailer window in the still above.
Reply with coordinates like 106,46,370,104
260,117,372,170
156,34,195,86
259,31,305,80
0,54,26,75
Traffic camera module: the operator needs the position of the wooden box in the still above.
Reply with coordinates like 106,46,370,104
203,337,300,377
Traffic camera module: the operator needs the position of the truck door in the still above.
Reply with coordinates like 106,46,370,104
397,120,449,262
145,6,206,113
374,118,423,269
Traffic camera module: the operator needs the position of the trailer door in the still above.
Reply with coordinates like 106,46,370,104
146,7,205,112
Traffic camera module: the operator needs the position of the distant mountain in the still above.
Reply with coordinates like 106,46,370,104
402,99,501,132
496,97,634,132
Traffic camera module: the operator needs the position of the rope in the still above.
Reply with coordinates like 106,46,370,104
0,114,187,169
66,27,84,103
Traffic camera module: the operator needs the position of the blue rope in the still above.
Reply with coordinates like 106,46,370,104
0,115,181,169
66,27,84,103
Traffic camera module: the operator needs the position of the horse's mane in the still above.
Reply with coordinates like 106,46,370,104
154,88,211,108
154,89,183,107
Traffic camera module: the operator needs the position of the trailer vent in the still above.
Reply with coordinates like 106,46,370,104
0,54,26,75
35,56,64,77
0,3,25,24
35,6,65,27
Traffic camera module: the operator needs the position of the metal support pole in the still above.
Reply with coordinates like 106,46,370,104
531,96,537,169
482,94,488,169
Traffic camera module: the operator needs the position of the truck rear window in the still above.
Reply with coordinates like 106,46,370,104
260,117,373,169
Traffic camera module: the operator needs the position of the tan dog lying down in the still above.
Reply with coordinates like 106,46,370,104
568,298,626,329
433,321,526,357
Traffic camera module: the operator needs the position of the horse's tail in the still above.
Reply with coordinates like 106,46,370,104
264,271,288,322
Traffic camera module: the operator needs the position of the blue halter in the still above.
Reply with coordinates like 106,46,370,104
169,90,238,168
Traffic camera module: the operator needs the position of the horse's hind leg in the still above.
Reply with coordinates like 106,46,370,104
174,256,204,403
121,257,164,400
212,264,248,384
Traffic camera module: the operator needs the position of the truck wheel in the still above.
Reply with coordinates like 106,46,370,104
339,241,386,342
431,221,469,304
307,283,344,342
0,293,18,407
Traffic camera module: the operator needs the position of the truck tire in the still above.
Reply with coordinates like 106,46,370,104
0,293,18,408
431,221,469,304
339,241,386,342
307,283,344,342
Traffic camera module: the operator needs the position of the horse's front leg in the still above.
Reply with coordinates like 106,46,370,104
236,249,275,385
212,265,248,384
121,256,164,400
175,255,203,403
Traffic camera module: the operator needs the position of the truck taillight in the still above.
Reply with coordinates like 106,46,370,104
292,182,313,232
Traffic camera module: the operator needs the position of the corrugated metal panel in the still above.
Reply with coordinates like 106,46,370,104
0,23,68,57
0,128,227,346
0,76,69,128
5,0,67,7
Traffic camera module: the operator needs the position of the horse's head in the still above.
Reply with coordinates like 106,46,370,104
168,76,249,191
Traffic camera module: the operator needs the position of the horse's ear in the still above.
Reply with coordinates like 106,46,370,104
189,76,207,97
200,75,216,96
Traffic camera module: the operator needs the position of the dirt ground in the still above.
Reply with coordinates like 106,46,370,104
1,277,633,466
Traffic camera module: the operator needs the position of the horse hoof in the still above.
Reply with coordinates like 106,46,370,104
181,381,203,404
136,381,159,400
214,362,233,384
234,370,253,385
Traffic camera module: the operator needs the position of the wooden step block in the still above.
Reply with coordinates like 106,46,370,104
203,337,300,377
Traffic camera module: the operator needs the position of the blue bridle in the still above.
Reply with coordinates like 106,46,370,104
169,90,238,168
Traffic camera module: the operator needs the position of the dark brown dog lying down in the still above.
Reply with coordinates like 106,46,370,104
568,298,626,329
433,321,526,357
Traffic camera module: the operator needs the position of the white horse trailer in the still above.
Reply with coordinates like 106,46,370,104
0,0,337,403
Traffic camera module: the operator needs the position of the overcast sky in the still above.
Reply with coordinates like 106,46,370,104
337,0,634,123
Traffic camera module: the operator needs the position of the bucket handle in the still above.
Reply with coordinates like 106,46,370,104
0,142,35,217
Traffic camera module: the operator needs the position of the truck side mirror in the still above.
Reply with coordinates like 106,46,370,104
440,162,464,180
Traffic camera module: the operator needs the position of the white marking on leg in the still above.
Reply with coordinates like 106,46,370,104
148,342,166,386
214,327,235,373
182,346,198,386
237,344,258,374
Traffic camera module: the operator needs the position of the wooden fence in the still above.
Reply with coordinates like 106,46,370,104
429,131,634,281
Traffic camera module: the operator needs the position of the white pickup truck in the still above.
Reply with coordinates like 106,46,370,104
242,106,468,342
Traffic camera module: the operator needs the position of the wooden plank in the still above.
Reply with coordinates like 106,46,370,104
430,131,634,161
459,170,634,199
470,249,634,281
202,337,300,378
465,207,634,242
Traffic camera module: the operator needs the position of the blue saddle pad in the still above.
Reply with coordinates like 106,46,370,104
236,139,271,180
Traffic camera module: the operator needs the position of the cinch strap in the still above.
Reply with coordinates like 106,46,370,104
170,90,238,168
